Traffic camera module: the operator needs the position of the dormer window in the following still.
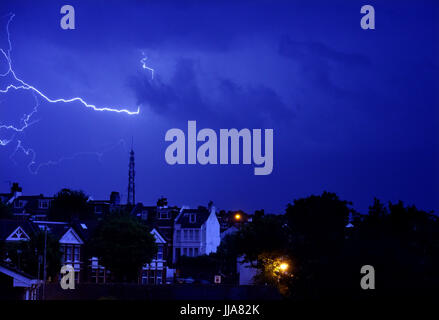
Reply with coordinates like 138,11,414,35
189,213,196,223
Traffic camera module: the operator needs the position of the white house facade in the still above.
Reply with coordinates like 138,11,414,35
172,206,221,263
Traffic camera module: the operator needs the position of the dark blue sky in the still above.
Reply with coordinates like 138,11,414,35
0,0,437,214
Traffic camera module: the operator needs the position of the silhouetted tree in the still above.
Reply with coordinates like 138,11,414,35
350,200,439,294
283,191,354,298
90,211,157,282
231,214,288,264
49,188,93,221
2,230,61,280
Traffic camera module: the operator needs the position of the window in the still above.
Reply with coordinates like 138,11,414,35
39,200,49,209
148,271,155,284
183,229,188,240
189,229,194,240
194,248,199,256
157,246,163,260
188,248,193,257
183,248,188,256
194,229,200,240
159,211,169,219
60,246,65,262
157,272,162,284
66,246,72,262
91,257,98,268
189,213,196,223
15,200,25,208
176,230,181,241
94,206,103,214
74,247,80,262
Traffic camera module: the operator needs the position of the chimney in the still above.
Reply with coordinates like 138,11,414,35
110,191,120,205
11,182,22,197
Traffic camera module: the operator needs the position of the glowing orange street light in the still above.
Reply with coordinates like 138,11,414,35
279,263,289,272
234,213,241,221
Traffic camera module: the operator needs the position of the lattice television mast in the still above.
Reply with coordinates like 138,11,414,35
127,138,135,205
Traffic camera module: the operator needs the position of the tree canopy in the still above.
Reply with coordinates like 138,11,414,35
220,191,439,299
49,188,94,221
90,212,157,282
1,230,61,280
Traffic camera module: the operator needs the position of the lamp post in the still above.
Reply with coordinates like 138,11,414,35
42,225,47,300
37,250,42,300
279,262,289,273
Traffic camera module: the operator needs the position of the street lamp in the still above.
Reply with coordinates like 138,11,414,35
234,213,241,221
279,262,289,272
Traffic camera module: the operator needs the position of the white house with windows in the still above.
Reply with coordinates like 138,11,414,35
140,228,168,284
172,206,221,263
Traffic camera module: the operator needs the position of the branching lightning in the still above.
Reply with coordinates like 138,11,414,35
0,13,154,174
10,138,127,175
141,51,154,80
0,14,140,121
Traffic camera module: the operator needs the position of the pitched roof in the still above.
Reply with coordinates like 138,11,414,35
0,261,38,283
71,220,100,242
150,228,167,244
175,207,211,228
31,221,71,240
0,219,36,241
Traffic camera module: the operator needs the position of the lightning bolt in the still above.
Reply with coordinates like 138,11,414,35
141,51,154,80
0,13,154,174
10,139,127,175
0,14,140,119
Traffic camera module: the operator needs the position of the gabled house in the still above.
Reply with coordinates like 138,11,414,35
0,220,34,243
72,220,111,283
140,228,168,285
30,221,84,283
172,205,221,263
0,219,85,284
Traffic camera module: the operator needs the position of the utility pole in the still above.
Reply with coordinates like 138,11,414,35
42,225,47,300
36,249,41,300
127,138,135,205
